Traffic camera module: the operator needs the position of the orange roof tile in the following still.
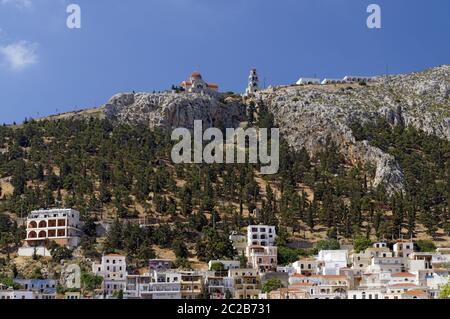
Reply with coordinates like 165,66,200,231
403,289,427,297
392,272,415,277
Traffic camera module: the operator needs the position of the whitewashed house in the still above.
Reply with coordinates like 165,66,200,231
393,241,414,258
292,258,321,276
92,254,127,296
317,250,348,275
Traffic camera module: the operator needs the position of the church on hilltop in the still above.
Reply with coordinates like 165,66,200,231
180,72,219,94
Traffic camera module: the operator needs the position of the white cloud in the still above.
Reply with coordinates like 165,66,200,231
0,40,38,71
1,0,32,9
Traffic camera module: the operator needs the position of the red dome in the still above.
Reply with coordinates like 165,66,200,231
191,71,202,79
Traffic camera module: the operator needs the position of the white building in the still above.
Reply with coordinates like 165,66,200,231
125,271,182,300
317,250,348,275
393,241,414,258
247,225,277,247
92,254,127,296
23,209,82,250
292,258,321,276
321,78,344,85
296,78,321,85
352,243,392,275
0,288,35,300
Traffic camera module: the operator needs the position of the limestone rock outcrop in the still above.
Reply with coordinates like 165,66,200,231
251,65,449,193
105,92,245,131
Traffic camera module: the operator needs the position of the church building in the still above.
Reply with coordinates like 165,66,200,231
181,72,219,93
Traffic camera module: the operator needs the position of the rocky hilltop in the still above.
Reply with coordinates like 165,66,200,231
100,65,449,193
252,65,449,192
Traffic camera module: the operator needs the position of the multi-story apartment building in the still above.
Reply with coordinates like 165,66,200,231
247,225,277,247
246,245,278,272
229,268,261,299
92,254,127,296
24,209,82,248
125,271,182,299
180,271,204,299
205,275,234,299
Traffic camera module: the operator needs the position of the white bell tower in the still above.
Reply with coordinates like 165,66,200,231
245,69,259,97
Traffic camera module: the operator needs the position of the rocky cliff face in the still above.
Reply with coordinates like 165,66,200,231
104,92,245,131
101,65,449,193
252,65,449,193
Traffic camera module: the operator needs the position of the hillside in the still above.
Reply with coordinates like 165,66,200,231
0,65,449,272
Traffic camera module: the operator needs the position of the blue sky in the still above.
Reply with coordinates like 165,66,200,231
0,0,449,124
